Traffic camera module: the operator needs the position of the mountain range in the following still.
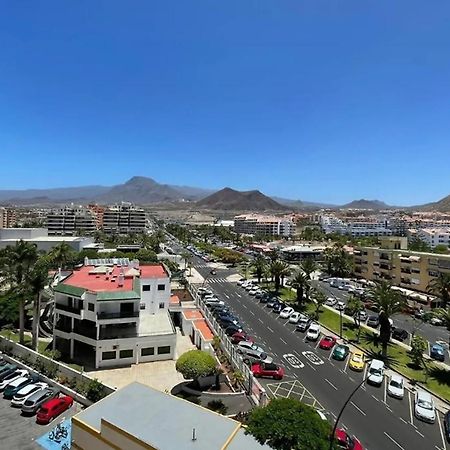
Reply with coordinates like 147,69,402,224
0,176,449,212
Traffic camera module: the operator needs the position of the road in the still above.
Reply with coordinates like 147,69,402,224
187,252,449,450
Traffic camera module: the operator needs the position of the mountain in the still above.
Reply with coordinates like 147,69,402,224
169,185,215,200
196,187,289,211
340,199,390,210
415,194,450,212
272,196,337,209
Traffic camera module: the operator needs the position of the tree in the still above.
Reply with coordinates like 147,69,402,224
409,335,427,369
135,248,158,263
324,244,352,277
428,273,450,308
433,308,450,344
246,397,333,450
251,255,268,283
181,251,192,275
290,270,309,309
408,237,431,253
49,242,74,270
369,281,406,358
175,350,217,380
433,244,449,254
300,257,318,280
269,260,291,292
345,296,365,342
312,290,327,320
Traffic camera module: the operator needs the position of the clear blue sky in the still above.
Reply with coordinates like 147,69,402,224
1,1,450,205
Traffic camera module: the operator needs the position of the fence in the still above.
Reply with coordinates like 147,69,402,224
188,283,267,406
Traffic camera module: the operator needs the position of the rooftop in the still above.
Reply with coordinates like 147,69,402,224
140,264,167,278
138,312,175,336
182,310,204,320
73,382,268,450
193,320,214,341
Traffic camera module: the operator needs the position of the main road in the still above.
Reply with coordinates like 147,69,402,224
187,253,448,450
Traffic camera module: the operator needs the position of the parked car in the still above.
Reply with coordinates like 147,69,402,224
243,351,273,365
444,410,450,443
306,323,321,341
366,315,379,328
251,362,284,380
335,428,364,450
335,301,345,311
387,374,404,399
430,317,443,326
21,387,60,415
11,382,48,407
414,390,436,423
319,335,337,350
430,343,446,362
296,316,312,332
325,297,337,306
355,310,368,322
36,396,74,424
349,351,365,372
237,341,265,356
249,289,258,296
289,312,303,324
273,302,285,313
259,294,269,303
367,359,384,386
0,364,18,380
391,328,408,342
218,315,241,328
237,278,247,286
4,375,38,400
224,325,244,336
255,291,263,299
266,298,277,308
231,332,253,344
279,307,295,319
332,344,350,361
0,369,28,391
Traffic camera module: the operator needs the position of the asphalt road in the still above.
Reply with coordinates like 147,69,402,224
188,253,449,450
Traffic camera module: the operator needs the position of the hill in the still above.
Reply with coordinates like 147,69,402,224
196,187,288,211
416,194,450,212
340,199,390,210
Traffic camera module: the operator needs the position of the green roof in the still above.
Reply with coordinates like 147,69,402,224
97,290,140,301
53,284,86,297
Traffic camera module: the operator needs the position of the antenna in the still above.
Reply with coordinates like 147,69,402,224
192,428,197,441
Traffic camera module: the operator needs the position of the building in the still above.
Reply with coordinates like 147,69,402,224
415,228,450,249
53,259,176,369
47,206,97,236
234,214,295,237
0,207,17,228
353,237,450,301
88,204,106,229
102,203,147,235
281,244,326,263
319,214,393,237
0,228,94,252
72,382,269,450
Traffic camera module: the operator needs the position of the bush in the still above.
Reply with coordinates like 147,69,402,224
85,378,106,402
176,350,217,380
207,399,228,415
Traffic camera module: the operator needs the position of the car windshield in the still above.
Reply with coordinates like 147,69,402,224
353,354,362,362
390,380,402,389
370,368,381,375
39,408,48,414
418,399,433,410
23,400,33,406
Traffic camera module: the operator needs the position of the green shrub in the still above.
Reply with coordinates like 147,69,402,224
85,378,106,402
176,350,217,380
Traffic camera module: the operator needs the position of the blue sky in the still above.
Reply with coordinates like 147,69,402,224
1,1,450,205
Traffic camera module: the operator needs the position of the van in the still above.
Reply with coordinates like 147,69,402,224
367,359,384,386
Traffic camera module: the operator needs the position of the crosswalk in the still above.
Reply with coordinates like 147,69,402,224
205,277,228,284
193,264,210,269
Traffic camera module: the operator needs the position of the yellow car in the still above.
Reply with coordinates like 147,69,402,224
349,351,365,371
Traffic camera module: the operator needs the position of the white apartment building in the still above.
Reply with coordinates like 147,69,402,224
234,214,295,237
53,258,176,369
319,214,393,237
415,228,450,249
47,206,96,236
102,202,147,235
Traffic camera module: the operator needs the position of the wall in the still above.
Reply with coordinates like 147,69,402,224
139,276,170,315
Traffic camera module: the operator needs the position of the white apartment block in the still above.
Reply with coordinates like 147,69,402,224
234,214,295,237
102,202,147,235
47,206,96,236
415,228,450,249
53,258,176,369
319,214,393,237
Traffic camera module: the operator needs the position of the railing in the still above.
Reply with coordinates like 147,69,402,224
97,311,139,320
55,303,82,315
73,325,97,340
99,327,138,340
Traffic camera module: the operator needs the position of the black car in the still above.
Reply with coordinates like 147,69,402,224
273,302,285,313
444,411,450,443
366,315,379,328
218,315,241,328
259,296,269,303
224,325,244,336
212,308,230,318
266,298,277,308
391,327,408,341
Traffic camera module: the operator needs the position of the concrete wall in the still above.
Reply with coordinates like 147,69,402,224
0,228,47,239
139,276,170,315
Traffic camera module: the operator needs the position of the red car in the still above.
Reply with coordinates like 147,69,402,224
231,332,254,344
36,396,73,424
335,428,364,450
319,336,337,350
251,362,284,380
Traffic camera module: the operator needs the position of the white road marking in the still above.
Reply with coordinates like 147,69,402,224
383,378,387,404
267,327,274,333
384,432,405,450
302,351,324,365
325,378,338,390
242,304,247,309
280,338,288,345
224,294,230,299
408,391,414,425
350,401,366,416
236,293,242,298
258,318,264,324
400,417,407,424
437,411,448,450
250,310,255,316
344,357,350,373
415,429,424,438
371,394,379,402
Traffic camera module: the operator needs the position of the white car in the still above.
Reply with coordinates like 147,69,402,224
0,369,28,391
237,279,246,286
367,359,384,386
249,289,258,296
289,312,304,324
325,297,337,306
414,390,436,423
245,284,255,291
387,374,404,399
306,323,321,341
335,301,345,311
279,307,295,319
430,317,443,326
237,341,264,354
11,382,48,407
356,310,368,322
241,281,252,288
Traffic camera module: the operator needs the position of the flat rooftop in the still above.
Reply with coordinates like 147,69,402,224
138,312,174,336
73,382,268,450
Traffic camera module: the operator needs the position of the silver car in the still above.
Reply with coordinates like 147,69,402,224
21,387,60,415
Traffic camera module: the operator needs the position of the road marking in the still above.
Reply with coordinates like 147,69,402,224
371,394,379,402
236,293,242,298
384,432,405,450
250,310,255,316
301,351,324,365
400,417,407,424
325,378,338,390
408,391,414,425
268,327,274,333
283,320,290,326
283,354,304,369
224,294,230,299
280,338,288,345
350,401,366,416
383,378,387,404
242,304,247,309
344,357,350,373
437,411,447,450
414,429,424,438
258,318,264,324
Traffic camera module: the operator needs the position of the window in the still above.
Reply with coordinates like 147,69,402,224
119,349,133,359
157,284,166,291
140,302,146,310
143,285,151,292
88,303,95,312
159,302,165,309
79,300,84,309
157,346,170,355
102,351,116,360
141,347,154,356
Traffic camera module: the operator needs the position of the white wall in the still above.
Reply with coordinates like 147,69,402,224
139,276,170,315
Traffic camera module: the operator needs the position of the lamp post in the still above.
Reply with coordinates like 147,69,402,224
339,307,343,339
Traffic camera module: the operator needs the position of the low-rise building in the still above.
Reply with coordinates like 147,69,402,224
234,214,295,237
414,228,450,249
281,244,325,263
53,258,176,369
72,382,269,450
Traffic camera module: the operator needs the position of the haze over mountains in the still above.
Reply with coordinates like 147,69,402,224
0,176,449,211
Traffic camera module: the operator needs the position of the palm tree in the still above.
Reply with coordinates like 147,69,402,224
269,260,291,292
346,295,365,342
300,257,318,280
0,241,38,344
369,281,406,358
181,251,192,276
251,255,267,284
324,244,352,277
290,270,309,308
427,273,450,308
311,289,327,319
49,242,73,270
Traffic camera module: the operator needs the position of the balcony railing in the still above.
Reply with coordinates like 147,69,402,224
99,327,138,340
55,303,82,315
73,325,97,340
97,311,139,320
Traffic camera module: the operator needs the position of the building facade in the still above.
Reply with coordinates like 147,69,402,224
353,237,450,298
234,214,295,237
414,228,450,249
53,259,176,369
102,203,147,235
47,206,97,236
0,207,17,228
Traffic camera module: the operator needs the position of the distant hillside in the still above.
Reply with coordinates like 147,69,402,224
196,187,288,211
272,196,337,210
341,199,390,210
416,194,450,212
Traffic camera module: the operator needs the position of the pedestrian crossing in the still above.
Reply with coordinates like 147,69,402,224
205,277,228,284
193,264,210,269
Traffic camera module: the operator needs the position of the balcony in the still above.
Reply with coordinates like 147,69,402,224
380,254,390,261
97,311,139,320
99,326,138,340
55,303,82,315
73,324,97,340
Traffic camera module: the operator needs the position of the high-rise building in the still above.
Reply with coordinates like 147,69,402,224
102,203,147,235
0,207,17,228
234,214,295,237
47,206,96,236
